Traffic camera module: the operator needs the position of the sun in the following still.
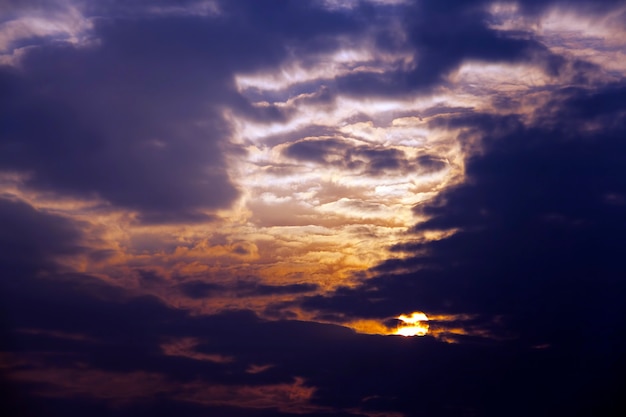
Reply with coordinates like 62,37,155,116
394,312,429,337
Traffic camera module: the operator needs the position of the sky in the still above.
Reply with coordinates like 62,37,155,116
1,0,625,416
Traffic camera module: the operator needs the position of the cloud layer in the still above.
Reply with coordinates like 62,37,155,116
1,0,626,416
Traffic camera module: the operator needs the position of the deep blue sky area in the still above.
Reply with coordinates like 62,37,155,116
1,1,626,416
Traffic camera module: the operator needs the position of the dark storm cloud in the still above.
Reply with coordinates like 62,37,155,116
0,30,238,223
283,138,447,175
0,198,84,277
178,280,222,298
415,154,447,172
335,1,542,95
136,268,168,288
0,0,367,223
333,0,625,98
179,279,319,299
283,138,347,163
0,0,67,16
349,147,405,172
1,267,415,416
4,274,623,417
237,281,319,296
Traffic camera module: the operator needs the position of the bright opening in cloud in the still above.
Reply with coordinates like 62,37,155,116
394,312,429,337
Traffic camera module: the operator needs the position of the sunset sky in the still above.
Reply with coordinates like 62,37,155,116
1,1,626,416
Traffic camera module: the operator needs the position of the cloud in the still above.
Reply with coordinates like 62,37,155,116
0,29,239,223
297,80,626,348
2,1,626,416
0,0,369,224
334,0,557,97
282,137,450,177
179,279,319,300
0,275,431,416
0,197,84,276
283,138,347,163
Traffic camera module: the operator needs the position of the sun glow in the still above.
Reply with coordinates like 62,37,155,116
395,312,429,337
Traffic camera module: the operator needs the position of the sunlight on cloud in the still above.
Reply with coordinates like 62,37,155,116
225,79,466,295
235,41,413,95
0,27,514,322
394,312,430,337
451,62,553,93
488,2,626,77
340,311,506,344
5,0,624,341
0,3,93,65
341,311,430,337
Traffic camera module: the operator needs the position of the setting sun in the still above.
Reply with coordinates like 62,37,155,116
395,312,429,337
